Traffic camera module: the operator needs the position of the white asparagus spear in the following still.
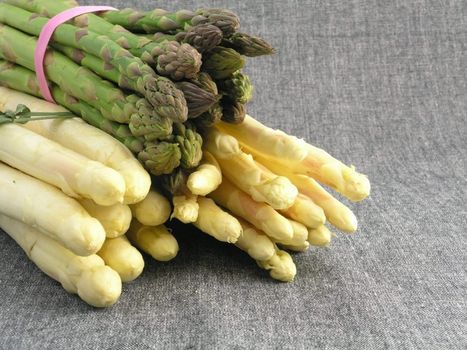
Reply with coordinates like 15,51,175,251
187,151,222,196
193,197,242,243
280,194,326,229
97,236,145,282
235,218,276,261
0,124,125,205
171,194,199,224
216,115,308,161
209,178,294,241
274,220,310,252
127,222,179,262
0,162,105,256
252,152,358,232
130,189,171,226
308,225,333,247
257,248,297,282
205,128,298,210
0,87,151,204
0,215,121,307
78,199,132,238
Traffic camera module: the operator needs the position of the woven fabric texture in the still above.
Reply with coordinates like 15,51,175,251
0,1,465,349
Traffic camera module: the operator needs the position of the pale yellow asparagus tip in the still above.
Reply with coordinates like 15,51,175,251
0,215,121,307
235,218,276,261
320,163,371,202
117,158,152,204
127,222,179,262
194,197,242,243
187,152,222,196
307,225,332,247
275,220,309,252
248,175,298,210
280,193,326,229
257,249,297,282
79,199,132,238
130,190,171,226
217,115,308,161
171,195,199,224
97,236,145,282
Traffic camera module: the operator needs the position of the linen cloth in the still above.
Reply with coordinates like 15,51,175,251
0,1,465,348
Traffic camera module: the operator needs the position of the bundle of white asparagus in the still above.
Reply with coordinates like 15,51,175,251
0,87,370,307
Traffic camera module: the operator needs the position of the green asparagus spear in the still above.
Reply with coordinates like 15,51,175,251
0,59,144,153
175,82,219,119
195,103,224,129
222,32,276,57
202,46,245,79
173,122,203,169
100,8,240,36
138,141,182,176
221,99,246,124
0,26,174,142
6,0,202,80
152,24,223,53
218,71,253,104
0,4,188,121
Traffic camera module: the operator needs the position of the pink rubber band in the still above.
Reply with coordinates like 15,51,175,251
34,6,117,103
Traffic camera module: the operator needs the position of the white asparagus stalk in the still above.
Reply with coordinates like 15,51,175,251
0,87,151,204
193,197,242,243
97,236,145,282
187,151,222,196
0,215,121,307
209,178,293,241
0,124,125,206
78,199,132,238
257,248,297,282
171,194,199,224
216,115,307,161
0,162,105,256
252,153,358,232
127,222,179,262
280,194,326,229
274,220,310,252
308,225,333,247
205,129,298,210
235,218,276,261
130,189,171,226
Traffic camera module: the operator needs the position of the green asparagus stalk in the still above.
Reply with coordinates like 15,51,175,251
202,46,246,80
0,4,188,121
0,59,183,175
222,32,276,57
173,122,203,169
6,0,202,80
0,25,175,143
218,71,254,104
100,8,240,36
152,24,223,53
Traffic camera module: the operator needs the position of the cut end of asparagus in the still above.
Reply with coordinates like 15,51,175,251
194,9,240,36
153,40,202,80
178,24,223,53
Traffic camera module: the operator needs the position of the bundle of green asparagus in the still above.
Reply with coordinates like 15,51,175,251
0,2,371,302
0,0,273,179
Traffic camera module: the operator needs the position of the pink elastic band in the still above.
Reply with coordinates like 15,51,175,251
34,6,117,103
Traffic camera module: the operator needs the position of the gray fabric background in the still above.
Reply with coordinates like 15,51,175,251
0,0,466,349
